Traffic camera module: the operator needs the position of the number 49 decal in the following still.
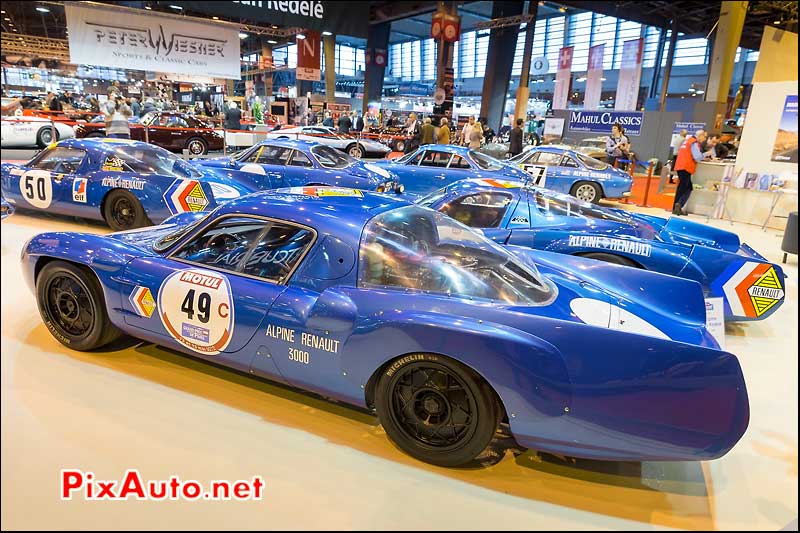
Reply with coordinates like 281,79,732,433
158,268,235,355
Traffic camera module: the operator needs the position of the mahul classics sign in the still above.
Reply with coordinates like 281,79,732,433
64,3,241,80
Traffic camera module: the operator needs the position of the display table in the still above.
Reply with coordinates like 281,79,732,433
685,161,799,230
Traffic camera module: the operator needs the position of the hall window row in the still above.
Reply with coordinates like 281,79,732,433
387,12,760,82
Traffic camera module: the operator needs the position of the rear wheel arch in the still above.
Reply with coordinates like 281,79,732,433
364,351,508,422
574,251,644,269
100,188,151,230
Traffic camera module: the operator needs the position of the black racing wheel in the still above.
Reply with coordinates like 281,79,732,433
103,189,150,231
36,261,123,351
375,354,502,467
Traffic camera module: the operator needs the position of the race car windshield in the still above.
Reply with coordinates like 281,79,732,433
312,145,357,168
359,205,555,305
416,187,449,207
469,151,504,171
576,152,609,170
110,145,203,179
153,214,211,253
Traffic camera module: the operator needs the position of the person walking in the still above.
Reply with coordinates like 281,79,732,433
323,112,334,127
224,101,242,130
509,117,524,157
460,116,476,146
404,112,422,153
338,112,352,134
355,112,365,132
141,97,157,116
672,129,709,216
468,121,483,149
605,123,630,168
421,117,435,145
437,117,451,144
129,97,141,118
106,96,133,139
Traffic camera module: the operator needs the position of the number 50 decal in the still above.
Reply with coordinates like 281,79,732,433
158,268,235,355
19,170,53,208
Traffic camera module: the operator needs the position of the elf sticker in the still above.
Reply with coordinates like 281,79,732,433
163,179,209,214
157,268,234,355
72,178,88,203
129,286,156,318
719,262,785,318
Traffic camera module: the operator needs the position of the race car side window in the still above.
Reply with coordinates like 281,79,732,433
32,147,87,174
419,151,451,168
448,155,471,169
560,155,579,168
531,152,562,167
289,150,313,167
440,192,513,228
244,146,265,164
171,216,316,283
261,146,293,166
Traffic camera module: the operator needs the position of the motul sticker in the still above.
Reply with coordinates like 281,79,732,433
157,269,234,355
720,262,785,318
164,179,209,214
129,286,156,318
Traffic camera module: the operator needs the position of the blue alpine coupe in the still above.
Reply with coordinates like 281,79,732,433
0,138,251,231
196,139,403,193
22,187,748,466
508,145,633,203
368,144,529,196
419,178,785,321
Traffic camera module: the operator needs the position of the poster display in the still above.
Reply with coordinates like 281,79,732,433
296,30,321,81
615,38,644,111
64,3,241,79
771,95,798,163
553,46,574,110
583,44,604,110
568,110,643,136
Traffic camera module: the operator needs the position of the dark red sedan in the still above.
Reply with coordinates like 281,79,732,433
73,112,224,155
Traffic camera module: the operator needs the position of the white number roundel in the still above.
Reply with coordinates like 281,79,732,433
19,170,53,208
158,268,235,355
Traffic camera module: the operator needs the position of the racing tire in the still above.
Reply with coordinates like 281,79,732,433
346,143,365,158
102,189,150,231
36,261,123,351
579,252,640,268
85,132,105,138
375,354,502,467
36,126,58,148
186,137,208,156
570,181,603,204
394,139,406,153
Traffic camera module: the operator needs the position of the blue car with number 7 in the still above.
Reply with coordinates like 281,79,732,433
22,186,748,467
419,178,786,321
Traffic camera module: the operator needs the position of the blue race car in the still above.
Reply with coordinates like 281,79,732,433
22,187,748,466
196,139,403,193
0,138,251,231
508,145,633,203
368,144,529,196
419,178,786,321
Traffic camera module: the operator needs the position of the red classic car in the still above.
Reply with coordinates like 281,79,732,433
72,111,224,155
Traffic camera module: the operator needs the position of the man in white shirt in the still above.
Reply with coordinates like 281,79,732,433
460,116,476,146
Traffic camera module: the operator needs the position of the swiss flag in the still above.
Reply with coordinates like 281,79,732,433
559,46,574,70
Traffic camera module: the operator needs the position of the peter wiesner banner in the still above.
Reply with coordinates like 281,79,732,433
569,110,644,136
64,3,241,80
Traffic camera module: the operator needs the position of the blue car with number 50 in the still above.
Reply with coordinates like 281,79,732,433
22,187,748,467
0,138,251,231
419,178,786,321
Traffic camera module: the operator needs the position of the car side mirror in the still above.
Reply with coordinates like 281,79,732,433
306,288,358,332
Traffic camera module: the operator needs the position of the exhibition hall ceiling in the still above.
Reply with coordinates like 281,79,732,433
1,1,797,51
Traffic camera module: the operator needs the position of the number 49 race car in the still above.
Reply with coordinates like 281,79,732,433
22,187,748,467
419,178,786,321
